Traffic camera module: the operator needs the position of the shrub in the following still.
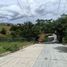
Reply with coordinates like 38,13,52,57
0,47,6,54
1,28,6,35
3,44,19,52
63,36,67,44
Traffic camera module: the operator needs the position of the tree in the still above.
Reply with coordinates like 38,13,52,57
20,22,34,40
55,14,67,43
1,28,6,35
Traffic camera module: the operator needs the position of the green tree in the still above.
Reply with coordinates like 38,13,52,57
1,28,6,35
55,14,67,43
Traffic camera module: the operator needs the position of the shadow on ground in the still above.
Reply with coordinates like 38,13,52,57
54,46,67,53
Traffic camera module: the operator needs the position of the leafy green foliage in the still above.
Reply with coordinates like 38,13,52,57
1,28,6,34
0,14,67,43
0,41,33,54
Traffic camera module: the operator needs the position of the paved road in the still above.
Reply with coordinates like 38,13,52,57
0,44,67,67
33,44,67,67
0,44,44,67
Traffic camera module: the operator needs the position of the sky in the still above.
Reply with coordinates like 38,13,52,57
0,0,67,23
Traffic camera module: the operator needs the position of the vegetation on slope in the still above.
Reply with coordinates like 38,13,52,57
0,14,67,55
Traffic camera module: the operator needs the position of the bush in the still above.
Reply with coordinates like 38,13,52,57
0,41,33,55
3,44,19,52
63,29,67,44
63,36,67,44
0,47,6,54
1,28,6,35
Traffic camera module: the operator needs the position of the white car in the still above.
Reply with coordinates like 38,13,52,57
48,33,57,43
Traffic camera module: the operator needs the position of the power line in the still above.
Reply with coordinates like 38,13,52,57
47,0,62,16
46,0,61,16
16,0,62,18
57,0,62,12
17,0,24,10
17,0,31,15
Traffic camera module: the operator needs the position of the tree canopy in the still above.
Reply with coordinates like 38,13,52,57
0,14,67,43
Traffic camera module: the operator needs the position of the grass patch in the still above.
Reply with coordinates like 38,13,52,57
0,41,34,55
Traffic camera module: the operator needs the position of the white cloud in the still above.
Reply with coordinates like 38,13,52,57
0,0,67,23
